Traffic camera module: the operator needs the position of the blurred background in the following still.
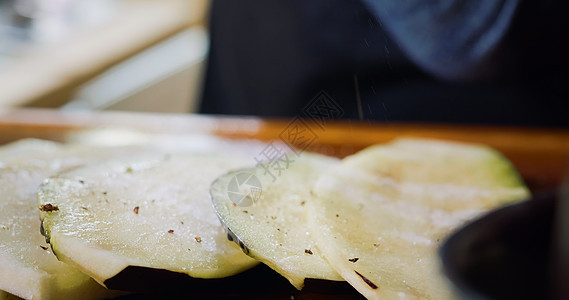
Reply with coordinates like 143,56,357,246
0,0,568,126
0,0,207,112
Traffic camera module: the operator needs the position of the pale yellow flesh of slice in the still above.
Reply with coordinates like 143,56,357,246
38,154,259,287
307,138,530,300
211,153,343,289
0,139,130,300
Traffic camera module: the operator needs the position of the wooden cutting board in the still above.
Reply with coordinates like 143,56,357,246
2,108,568,192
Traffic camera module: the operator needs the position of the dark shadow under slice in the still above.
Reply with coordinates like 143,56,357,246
109,264,362,299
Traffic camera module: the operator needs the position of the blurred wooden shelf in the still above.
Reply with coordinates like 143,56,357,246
0,0,208,108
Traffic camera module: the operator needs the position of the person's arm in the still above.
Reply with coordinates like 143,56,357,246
360,0,519,81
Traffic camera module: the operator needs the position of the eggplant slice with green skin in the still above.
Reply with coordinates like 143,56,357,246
210,152,344,289
38,153,259,289
306,138,530,300
0,139,131,300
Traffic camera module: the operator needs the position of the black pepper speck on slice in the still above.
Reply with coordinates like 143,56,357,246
40,204,59,212
349,257,359,263
304,249,313,255
168,229,174,234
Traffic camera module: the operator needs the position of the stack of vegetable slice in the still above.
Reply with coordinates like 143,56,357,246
38,154,259,287
0,139,132,299
1,137,530,299
1,138,261,299
210,153,344,289
211,138,529,299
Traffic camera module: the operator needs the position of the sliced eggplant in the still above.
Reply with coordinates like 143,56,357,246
306,138,530,299
210,153,343,289
0,291,21,300
38,154,259,289
0,139,129,299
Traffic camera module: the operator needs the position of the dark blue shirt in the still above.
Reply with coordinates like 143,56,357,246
201,0,569,126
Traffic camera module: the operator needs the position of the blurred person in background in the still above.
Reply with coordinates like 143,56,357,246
200,0,569,127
